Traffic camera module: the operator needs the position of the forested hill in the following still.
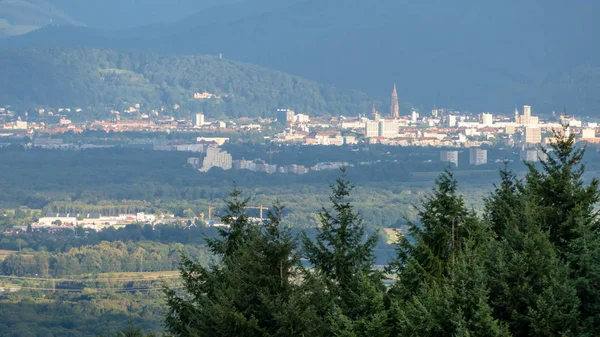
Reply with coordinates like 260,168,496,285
2,1,600,114
0,47,378,118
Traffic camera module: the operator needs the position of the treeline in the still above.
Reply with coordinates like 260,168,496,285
0,146,419,200
0,47,378,118
0,146,494,230
1,223,396,266
0,146,425,196
1,241,210,277
0,224,221,253
163,130,600,336
0,290,165,336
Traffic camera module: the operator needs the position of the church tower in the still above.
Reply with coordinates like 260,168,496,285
390,84,400,119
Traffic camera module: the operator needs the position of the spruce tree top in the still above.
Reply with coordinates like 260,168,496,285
525,127,600,251
302,168,379,286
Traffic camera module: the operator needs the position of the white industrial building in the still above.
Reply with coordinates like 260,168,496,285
521,149,538,162
34,212,156,230
469,148,487,166
440,150,459,167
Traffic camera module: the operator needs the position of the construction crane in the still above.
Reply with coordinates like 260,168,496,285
244,205,269,219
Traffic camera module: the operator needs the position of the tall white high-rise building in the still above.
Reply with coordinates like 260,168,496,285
199,146,232,172
411,110,418,124
378,119,400,138
469,148,487,166
525,126,542,144
482,113,493,126
521,105,533,124
440,150,459,167
365,120,379,137
523,105,531,118
529,116,539,125
447,115,457,127
521,149,539,162
194,113,204,127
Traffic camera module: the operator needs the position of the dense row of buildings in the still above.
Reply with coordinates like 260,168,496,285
439,145,551,168
186,144,349,175
440,148,488,167
22,212,157,231
232,159,348,175
3,86,600,172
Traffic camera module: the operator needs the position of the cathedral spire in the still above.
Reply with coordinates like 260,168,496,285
390,83,399,119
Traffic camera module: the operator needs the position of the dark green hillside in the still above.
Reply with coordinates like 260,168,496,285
0,47,378,118
3,1,600,113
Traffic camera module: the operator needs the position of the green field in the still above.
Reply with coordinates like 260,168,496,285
94,271,180,280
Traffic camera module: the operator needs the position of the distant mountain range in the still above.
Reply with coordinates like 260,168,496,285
0,0,242,34
0,0,83,37
0,47,380,118
1,0,600,115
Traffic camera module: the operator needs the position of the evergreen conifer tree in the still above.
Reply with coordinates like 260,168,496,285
302,169,387,336
567,219,600,336
386,170,504,336
485,195,580,336
388,246,510,337
165,191,321,336
484,165,581,336
523,128,600,335
388,169,486,299
205,186,252,258
484,163,523,238
524,128,599,252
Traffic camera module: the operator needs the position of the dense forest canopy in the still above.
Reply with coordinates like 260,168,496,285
0,47,379,118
